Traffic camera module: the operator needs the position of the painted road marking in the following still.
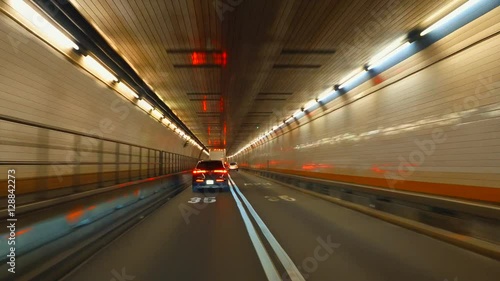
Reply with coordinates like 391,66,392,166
187,197,216,204
279,195,296,201
264,195,296,202
264,196,280,202
229,177,305,281
228,181,281,281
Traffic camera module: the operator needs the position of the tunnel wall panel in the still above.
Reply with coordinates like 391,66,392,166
0,12,201,195
237,8,500,202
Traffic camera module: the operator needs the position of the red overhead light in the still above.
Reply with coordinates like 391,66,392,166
191,52,207,65
214,51,227,66
191,51,227,66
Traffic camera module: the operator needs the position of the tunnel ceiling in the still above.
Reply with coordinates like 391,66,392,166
68,0,456,154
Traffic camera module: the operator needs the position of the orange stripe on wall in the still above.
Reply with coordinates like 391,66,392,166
267,168,500,203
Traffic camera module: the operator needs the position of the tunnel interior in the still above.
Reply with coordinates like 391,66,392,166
0,0,499,280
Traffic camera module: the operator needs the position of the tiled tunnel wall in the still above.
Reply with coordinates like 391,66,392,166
236,7,500,203
0,11,204,196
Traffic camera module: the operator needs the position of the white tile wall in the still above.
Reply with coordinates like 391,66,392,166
239,7,500,189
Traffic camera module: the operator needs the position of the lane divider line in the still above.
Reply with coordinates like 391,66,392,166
229,176,306,281
228,179,282,281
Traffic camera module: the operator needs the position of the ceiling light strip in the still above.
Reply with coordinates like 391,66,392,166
10,0,79,51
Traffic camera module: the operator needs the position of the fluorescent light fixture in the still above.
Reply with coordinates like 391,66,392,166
422,0,464,27
273,125,279,131
162,118,171,126
367,41,411,70
318,91,335,102
137,99,153,112
170,124,178,131
339,69,363,85
83,55,118,83
151,109,163,120
11,0,79,50
285,116,294,123
292,110,302,118
338,69,366,89
368,36,407,67
304,99,318,111
116,82,139,99
420,0,480,36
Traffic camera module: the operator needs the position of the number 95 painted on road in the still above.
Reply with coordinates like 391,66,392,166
188,197,216,204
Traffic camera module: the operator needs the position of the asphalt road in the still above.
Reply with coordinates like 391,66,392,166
63,171,500,281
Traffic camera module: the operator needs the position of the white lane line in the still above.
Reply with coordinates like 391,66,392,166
229,177,306,281
228,181,282,281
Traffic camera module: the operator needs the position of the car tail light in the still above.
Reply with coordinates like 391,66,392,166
214,169,227,174
192,169,207,174
195,179,204,182
216,179,225,182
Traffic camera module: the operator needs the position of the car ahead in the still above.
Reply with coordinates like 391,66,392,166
229,162,239,171
192,160,230,192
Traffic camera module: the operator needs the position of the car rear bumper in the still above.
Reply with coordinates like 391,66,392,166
192,182,229,189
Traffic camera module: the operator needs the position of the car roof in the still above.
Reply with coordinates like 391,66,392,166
196,160,225,168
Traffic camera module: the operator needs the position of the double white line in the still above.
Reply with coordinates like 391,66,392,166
228,176,305,281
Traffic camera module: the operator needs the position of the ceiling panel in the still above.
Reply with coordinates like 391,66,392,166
70,0,456,153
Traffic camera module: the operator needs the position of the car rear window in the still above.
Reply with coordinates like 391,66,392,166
230,162,237,165
196,161,225,170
